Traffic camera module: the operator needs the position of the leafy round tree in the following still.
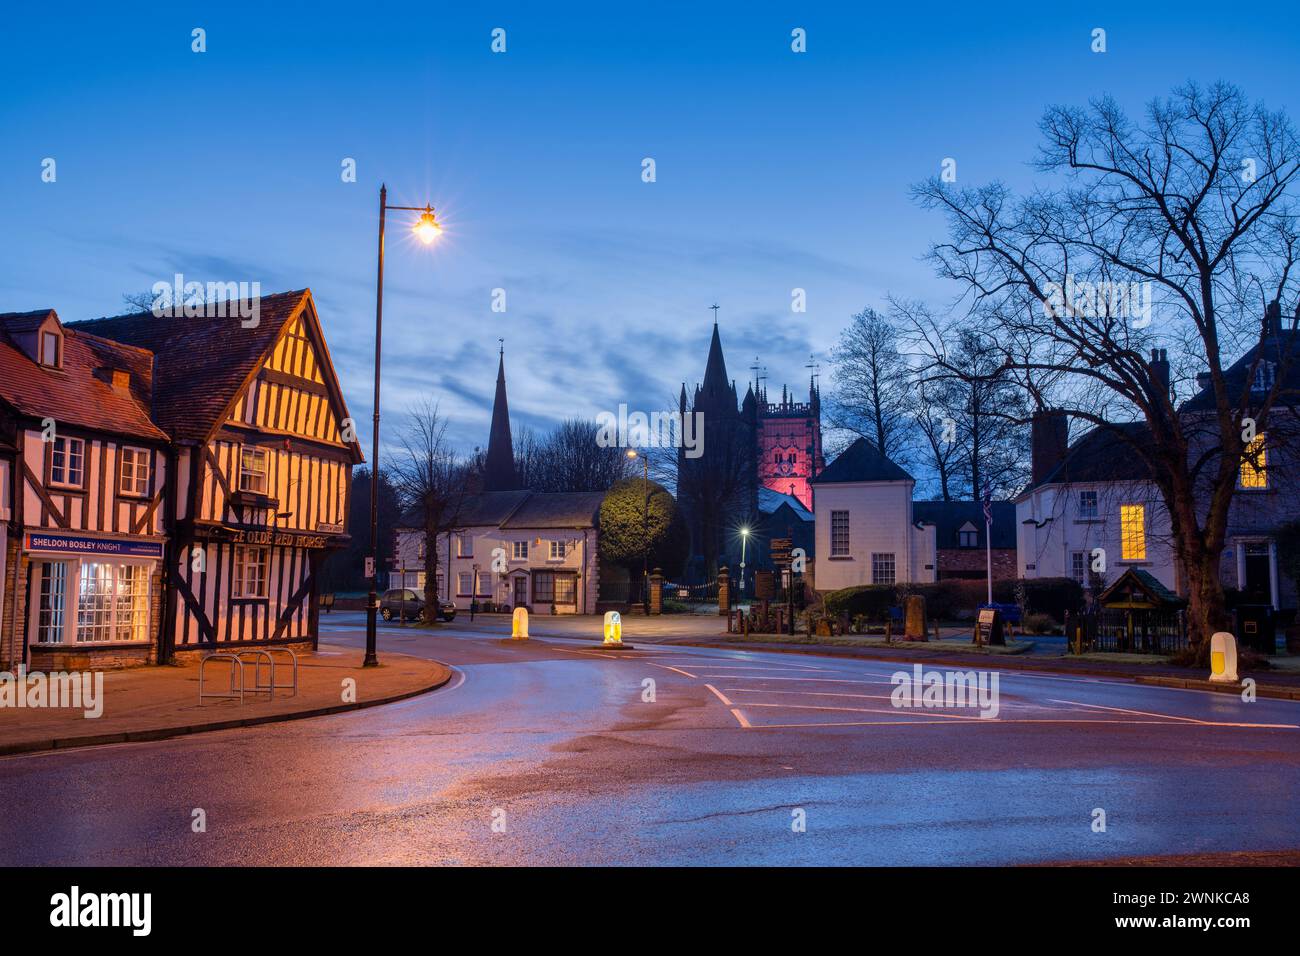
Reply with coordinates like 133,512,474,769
599,477,688,577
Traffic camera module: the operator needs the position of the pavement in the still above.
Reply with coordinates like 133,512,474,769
1,610,1298,866
0,643,452,755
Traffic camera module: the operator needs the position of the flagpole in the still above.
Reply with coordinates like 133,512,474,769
982,482,993,605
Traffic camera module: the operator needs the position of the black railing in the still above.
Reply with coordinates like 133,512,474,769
1064,608,1188,655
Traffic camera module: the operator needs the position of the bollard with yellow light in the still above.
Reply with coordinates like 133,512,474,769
511,606,529,640
1208,631,1238,683
597,610,633,649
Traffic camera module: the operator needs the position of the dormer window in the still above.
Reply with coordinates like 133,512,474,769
40,330,61,368
1253,361,1276,393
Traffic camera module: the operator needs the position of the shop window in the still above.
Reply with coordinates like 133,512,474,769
533,571,555,603
37,562,67,643
75,562,149,642
554,575,576,604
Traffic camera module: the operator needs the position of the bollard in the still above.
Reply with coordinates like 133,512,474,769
603,610,623,645
511,606,529,640
1209,631,1239,683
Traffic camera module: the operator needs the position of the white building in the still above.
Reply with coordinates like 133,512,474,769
1016,416,1178,593
811,438,937,592
394,490,603,614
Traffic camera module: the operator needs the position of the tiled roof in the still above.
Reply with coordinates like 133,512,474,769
812,437,913,484
499,491,604,529
67,290,311,441
1180,329,1300,413
912,500,1016,550
0,311,166,441
1025,421,1153,493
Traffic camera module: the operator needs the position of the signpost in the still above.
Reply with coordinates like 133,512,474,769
974,607,1006,647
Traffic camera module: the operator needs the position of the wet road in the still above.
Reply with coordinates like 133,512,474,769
3,616,1298,865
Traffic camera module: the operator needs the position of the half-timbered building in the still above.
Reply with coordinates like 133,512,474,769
72,289,363,662
0,309,171,670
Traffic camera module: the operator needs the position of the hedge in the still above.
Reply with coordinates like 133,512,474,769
821,576,1084,623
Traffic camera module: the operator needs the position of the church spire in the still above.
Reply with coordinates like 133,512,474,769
483,341,518,492
701,306,730,400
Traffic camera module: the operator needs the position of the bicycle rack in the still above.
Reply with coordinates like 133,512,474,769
234,649,276,699
263,647,298,697
199,653,244,705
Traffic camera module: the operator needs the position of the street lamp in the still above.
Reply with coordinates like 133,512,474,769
626,448,650,613
739,526,750,600
366,184,443,668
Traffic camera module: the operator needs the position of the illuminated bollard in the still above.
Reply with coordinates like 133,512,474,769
511,607,529,640
603,611,622,645
1208,631,1238,683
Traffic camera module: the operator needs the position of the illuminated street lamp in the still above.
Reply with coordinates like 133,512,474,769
626,448,650,613
739,526,750,599
365,184,443,668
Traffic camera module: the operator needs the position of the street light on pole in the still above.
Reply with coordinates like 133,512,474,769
739,526,750,601
365,184,443,668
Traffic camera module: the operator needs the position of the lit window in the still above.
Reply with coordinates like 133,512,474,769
1120,504,1146,561
457,535,473,558
239,446,269,494
232,546,269,598
512,540,529,560
75,563,149,642
50,436,85,487
549,540,566,560
1078,490,1098,519
119,446,150,496
830,511,850,557
871,553,896,585
1240,433,1267,489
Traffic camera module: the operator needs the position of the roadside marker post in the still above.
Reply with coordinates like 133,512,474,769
511,607,529,640
1209,631,1239,683
598,610,634,650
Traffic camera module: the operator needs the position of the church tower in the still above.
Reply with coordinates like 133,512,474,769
483,344,519,492
753,367,824,510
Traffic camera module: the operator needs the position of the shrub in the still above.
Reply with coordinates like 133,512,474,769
993,577,1083,622
1022,612,1057,635
822,585,896,621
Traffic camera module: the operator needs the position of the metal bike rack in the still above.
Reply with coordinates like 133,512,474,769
263,647,298,697
199,653,244,705
234,649,276,699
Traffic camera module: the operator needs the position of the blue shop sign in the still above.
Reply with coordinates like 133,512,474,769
25,532,163,559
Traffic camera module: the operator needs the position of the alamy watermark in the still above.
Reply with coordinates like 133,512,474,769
149,273,261,327
0,667,103,719
890,664,1000,719
1041,276,1152,328
595,405,704,458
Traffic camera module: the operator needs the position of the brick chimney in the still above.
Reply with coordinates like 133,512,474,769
1030,410,1069,486
1149,348,1170,400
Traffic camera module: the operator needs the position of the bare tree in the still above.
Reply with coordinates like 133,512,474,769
528,418,635,492
388,399,473,621
828,308,914,463
914,81,1300,654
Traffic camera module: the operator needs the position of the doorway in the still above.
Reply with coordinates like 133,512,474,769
1242,542,1273,605
513,576,528,609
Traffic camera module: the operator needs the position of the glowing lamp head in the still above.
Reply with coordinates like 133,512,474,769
740,527,750,538
413,207,442,245
625,449,638,460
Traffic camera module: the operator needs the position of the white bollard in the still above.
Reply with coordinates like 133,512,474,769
511,606,529,640
1208,631,1238,683
603,610,623,645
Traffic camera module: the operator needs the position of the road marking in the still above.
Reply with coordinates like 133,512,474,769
647,662,698,679
724,688,899,702
703,683,750,728
693,675,895,685
1049,698,1300,729
740,701,986,719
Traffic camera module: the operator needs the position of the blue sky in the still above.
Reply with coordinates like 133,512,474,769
3,2,1298,459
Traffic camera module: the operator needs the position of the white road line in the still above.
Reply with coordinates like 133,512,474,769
703,684,750,728
740,701,986,719
647,662,698,679
693,675,896,685
1049,698,1300,730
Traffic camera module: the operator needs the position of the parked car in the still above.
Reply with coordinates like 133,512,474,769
378,589,456,622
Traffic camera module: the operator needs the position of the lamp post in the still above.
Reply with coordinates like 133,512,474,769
739,526,750,601
626,448,650,613
365,183,442,668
